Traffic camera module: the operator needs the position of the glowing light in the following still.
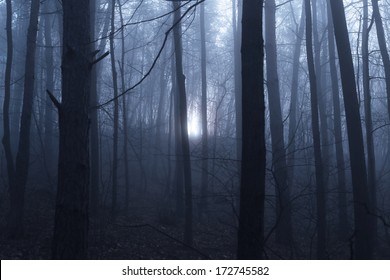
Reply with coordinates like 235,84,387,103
188,112,200,138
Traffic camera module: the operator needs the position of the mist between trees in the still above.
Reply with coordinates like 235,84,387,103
0,0,390,260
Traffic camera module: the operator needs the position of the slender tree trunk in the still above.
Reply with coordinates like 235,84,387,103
287,1,305,189
372,0,390,120
200,1,209,218
329,0,373,259
52,0,91,259
109,0,119,219
362,0,377,240
305,0,326,259
172,2,193,246
7,0,41,237
118,0,130,213
44,0,55,177
2,0,16,219
232,0,242,164
326,0,348,239
89,0,99,216
265,0,292,245
237,0,265,260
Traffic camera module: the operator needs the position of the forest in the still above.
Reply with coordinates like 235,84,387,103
0,0,390,260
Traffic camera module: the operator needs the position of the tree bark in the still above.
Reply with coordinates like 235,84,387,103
7,0,41,237
52,0,91,259
305,0,327,259
265,0,292,245
172,2,193,246
329,0,373,259
326,0,348,239
109,0,119,220
237,0,265,260
200,1,209,218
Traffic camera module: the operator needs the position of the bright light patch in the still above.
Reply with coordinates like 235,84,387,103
188,112,200,138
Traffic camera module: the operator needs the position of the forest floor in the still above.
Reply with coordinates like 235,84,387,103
0,189,237,259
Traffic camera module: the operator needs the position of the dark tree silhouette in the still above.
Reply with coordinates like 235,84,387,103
51,0,92,259
237,0,265,260
329,0,374,259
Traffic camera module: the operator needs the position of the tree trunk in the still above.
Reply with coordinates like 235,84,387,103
2,0,15,225
265,0,292,245
362,0,377,240
172,2,193,246
109,0,119,220
7,0,41,237
44,0,55,173
232,0,242,164
329,0,373,259
200,1,209,219
372,0,390,120
237,0,265,260
52,0,91,259
326,0,348,239
305,0,326,259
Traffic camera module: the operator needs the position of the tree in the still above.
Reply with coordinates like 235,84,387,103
172,1,193,246
305,0,326,259
362,0,377,239
264,0,292,244
2,0,14,233
326,0,348,239
51,0,92,259
200,1,209,218
109,0,119,220
237,0,265,259
6,0,41,237
329,0,373,259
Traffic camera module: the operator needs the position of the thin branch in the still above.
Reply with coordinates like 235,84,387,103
46,90,61,110
95,0,205,109
91,51,110,65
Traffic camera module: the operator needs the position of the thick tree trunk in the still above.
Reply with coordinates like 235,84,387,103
329,0,373,259
172,2,193,246
264,0,292,245
52,0,91,259
305,0,326,259
237,0,265,260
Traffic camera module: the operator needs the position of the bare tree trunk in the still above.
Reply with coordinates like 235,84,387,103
109,0,119,220
372,0,390,120
44,0,55,174
7,0,41,237
362,0,377,240
52,0,91,259
305,0,326,259
200,1,209,218
232,0,242,164
265,0,292,245
326,0,348,239
172,2,193,246
287,1,305,189
237,0,265,260
118,0,130,213
2,0,15,223
329,0,373,259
